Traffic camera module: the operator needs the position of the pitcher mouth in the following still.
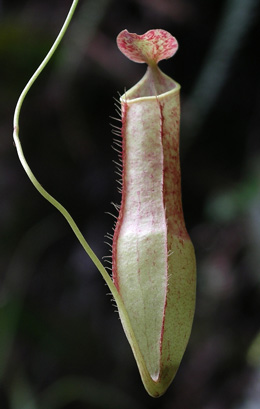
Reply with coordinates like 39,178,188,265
121,65,180,104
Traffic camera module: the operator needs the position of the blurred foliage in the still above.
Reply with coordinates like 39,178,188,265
1,0,260,408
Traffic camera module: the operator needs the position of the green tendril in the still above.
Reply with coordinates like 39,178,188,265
12,0,118,300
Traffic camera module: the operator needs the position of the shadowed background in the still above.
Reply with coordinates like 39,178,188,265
1,0,260,408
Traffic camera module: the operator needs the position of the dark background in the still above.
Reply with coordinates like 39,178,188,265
1,0,260,408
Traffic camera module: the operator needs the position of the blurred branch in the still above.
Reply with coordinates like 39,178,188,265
48,0,112,97
183,0,258,142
